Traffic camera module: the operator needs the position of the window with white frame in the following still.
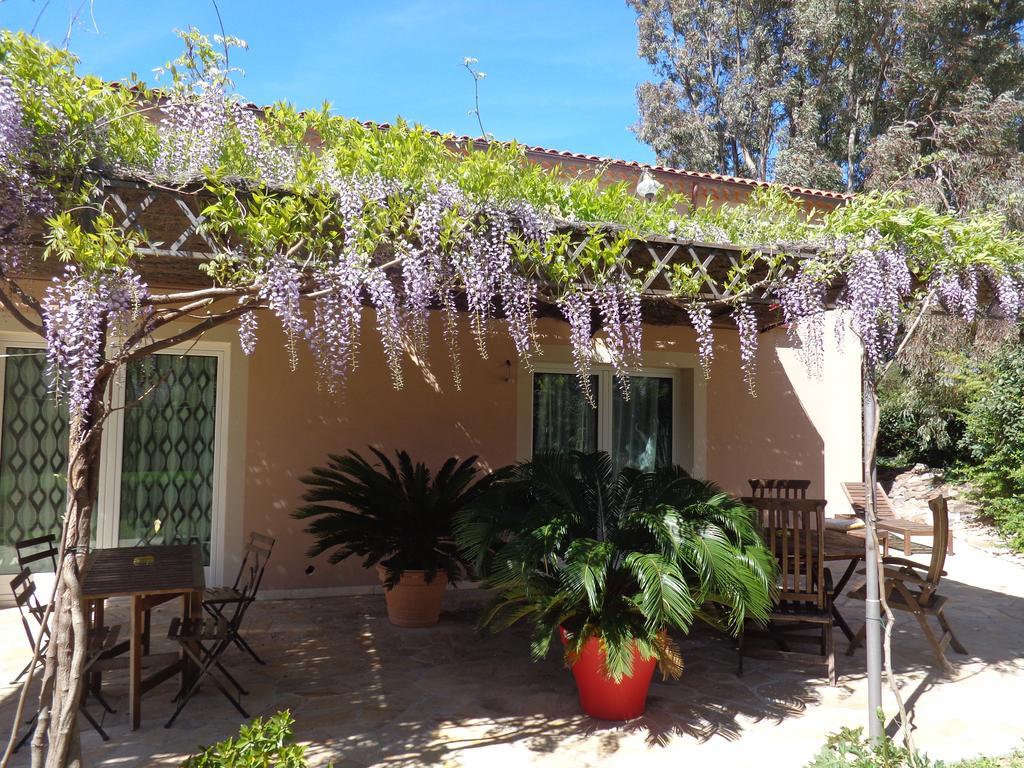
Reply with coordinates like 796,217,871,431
528,365,693,473
0,338,227,577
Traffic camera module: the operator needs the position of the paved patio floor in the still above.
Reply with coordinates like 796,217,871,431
2,533,1023,767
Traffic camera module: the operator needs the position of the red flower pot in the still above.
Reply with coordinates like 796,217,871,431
560,628,658,720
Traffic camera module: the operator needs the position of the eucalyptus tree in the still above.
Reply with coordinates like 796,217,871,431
629,0,1024,193
2,26,1024,767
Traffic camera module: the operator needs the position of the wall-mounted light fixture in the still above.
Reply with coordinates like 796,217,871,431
504,359,513,383
636,170,663,202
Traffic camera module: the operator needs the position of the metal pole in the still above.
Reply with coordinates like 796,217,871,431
863,369,883,741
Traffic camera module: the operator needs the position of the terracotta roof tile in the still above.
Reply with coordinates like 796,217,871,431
353,120,850,203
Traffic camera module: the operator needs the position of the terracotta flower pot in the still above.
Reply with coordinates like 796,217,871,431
560,627,659,720
376,564,448,627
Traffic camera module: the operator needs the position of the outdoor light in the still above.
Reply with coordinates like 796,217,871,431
636,170,663,201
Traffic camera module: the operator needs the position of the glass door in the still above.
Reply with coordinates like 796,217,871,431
116,353,220,569
0,345,67,575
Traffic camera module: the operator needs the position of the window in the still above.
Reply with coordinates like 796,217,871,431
0,338,227,578
529,366,691,473
0,347,67,573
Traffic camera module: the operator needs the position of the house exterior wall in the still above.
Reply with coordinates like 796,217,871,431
238,308,862,596
0,293,862,598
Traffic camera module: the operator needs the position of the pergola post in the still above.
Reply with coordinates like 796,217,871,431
862,367,883,740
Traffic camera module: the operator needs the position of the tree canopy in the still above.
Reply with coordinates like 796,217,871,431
2,25,1024,768
629,0,1024,196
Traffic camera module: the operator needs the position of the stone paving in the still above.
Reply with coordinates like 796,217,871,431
1,532,1023,767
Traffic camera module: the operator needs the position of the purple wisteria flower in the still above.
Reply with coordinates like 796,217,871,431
258,252,305,369
558,288,595,402
733,302,758,395
41,267,148,426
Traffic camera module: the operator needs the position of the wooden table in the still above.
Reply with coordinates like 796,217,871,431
820,526,889,642
81,544,204,730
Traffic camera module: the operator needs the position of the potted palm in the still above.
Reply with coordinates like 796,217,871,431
294,448,489,627
457,450,776,720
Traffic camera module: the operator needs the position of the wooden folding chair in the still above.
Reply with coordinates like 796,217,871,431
11,569,121,750
847,496,966,672
738,496,837,686
203,532,275,664
748,479,811,499
842,481,953,557
15,534,59,572
165,616,250,727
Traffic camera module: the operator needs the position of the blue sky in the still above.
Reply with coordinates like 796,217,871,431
1,0,659,163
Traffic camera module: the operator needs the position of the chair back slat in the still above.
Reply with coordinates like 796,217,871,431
15,534,59,572
744,496,827,610
748,479,811,499
231,532,276,601
841,482,897,519
10,568,47,650
925,496,950,587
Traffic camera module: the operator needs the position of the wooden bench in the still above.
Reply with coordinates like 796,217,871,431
841,482,953,557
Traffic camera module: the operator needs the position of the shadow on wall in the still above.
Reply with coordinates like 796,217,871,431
241,311,519,592
706,327,827,499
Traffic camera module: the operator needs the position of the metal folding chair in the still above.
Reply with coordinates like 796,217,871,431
11,569,120,750
165,616,250,727
15,534,59,572
203,532,275,664
10,568,49,684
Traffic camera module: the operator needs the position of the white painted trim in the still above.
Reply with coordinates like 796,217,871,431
515,344,707,474
259,580,485,601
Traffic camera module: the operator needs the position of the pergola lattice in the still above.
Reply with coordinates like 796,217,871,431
79,175,824,330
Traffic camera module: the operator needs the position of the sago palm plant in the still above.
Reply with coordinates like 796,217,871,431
294,447,490,588
456,450,777,680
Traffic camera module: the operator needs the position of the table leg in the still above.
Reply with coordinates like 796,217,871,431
830,558,860,643
832,558,860,599
143,609,152,656
87,599,103,699
130,596,143,730
180,590,202,694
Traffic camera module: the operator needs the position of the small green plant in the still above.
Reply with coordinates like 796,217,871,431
807,723,1024,768
805,725,936,768
181,711,308,767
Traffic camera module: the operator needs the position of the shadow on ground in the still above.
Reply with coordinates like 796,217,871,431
0,558,1022,767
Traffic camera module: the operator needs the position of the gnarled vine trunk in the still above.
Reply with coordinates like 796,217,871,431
30,368,111,768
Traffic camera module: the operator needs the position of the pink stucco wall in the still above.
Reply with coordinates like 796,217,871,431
241,309,859,594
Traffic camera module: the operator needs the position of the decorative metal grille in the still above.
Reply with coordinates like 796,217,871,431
0,348,68,573
119,354,218,565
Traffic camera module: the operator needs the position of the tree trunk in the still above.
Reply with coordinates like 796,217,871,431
31,371,110,768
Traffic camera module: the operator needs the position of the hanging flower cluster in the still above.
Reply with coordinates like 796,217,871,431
0,74,51,266
933,263,1024,324
733,302,759,394
686,303,714,378
41,267,148,426
775,259,829,374
152,82,297,186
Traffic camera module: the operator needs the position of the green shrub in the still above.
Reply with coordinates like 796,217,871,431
878,364,969,469
961,343,1024,553
805,726,937,768
806,725,1024,768
181,711,309,768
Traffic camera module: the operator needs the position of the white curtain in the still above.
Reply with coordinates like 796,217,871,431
612,376,673,473
532,373,598,454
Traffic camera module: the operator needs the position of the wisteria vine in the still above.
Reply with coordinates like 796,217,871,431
1,28,1024,429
